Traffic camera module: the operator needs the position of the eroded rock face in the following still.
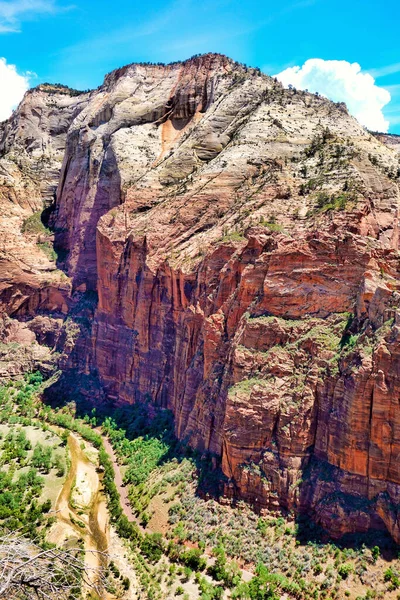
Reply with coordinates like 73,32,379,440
2,53,400,541
0,84,89,318
0,84,90,378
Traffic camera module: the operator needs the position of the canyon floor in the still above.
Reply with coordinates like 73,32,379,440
2,368,400,599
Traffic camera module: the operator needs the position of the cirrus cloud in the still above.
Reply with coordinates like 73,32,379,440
0,0,62,33
275,58,391,133
0,57,30,121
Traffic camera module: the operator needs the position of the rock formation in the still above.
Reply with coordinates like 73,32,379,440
1,53,400,541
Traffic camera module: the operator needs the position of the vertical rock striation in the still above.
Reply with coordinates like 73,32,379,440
2,53,400,540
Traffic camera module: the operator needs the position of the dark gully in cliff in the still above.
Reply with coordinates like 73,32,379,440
1,53,400,542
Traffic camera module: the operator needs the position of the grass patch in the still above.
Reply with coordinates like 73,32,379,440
21,212,50,235
38,242,57,262
258,216,285,232
220,232,247,243
228,377,271,396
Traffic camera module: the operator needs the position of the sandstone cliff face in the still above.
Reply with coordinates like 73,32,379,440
0,84,90,377
0,84,90,316
2,53,400,541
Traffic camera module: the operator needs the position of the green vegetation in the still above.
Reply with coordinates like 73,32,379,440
228,377,271,396
2,369,400,599
0,427,31,464
0,376,66,510
31,442,53,473
36,82,88,96
337,563,353,579
258,215,285,232
297,126,362,216
0,463,47,534
312,190,356,213
0,374,66,539
141,532,165,563
21,211,58,262
38,241,57,261
303,129,335,158
221,231,247,243
299,177,324,195
237,312,356,386
384,567,400,590
21,211,50,235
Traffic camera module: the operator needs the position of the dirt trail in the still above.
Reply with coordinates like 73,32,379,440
102,436,137,523
49,432,110,599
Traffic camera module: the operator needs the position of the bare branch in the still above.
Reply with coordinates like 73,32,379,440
0,534,108,599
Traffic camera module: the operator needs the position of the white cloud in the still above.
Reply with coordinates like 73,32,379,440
0,57,29,121
0,0,61,33
275,58,391,133
369,62,400,79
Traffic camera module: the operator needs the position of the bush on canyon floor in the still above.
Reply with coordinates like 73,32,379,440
0,431,60,537
141,532,165,563
31,442,53,473
0,427,31,464
384,567,400,589
337,563,353,579
166,542,207,571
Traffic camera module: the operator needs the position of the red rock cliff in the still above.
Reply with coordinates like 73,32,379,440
3,53,400,541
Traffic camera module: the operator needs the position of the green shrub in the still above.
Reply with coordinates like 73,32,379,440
180,548,206,571
384,567,400,589
371,546,380,562
21,212,49,235
337,563,353,579
38,242,57,262
141,533,164,563
31,443,53,473
122,576,130,590
314,564,323,575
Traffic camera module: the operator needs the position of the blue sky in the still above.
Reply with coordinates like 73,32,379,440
1,0,399,132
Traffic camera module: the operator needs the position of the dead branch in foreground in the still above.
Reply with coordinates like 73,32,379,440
0,532,107,599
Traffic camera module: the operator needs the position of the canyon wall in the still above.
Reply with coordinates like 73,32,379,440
2,54,400,540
